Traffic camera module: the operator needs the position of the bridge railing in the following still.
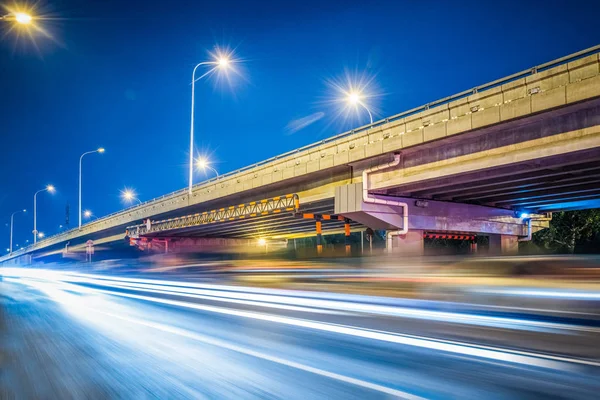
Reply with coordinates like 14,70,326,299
7,44,600,259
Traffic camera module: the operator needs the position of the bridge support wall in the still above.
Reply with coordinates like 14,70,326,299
488,234,519,255
388,230,424,255
335,183,545,255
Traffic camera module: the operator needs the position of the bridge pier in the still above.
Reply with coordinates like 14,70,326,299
336,183,543,256
387,230,424,255
488,234,519,255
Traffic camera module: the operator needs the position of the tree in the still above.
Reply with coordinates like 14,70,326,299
533,209,600,253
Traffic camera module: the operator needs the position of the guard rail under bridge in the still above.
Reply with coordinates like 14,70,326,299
127,194,301,239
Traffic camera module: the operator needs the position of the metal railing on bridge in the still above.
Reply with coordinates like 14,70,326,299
126,194,300,237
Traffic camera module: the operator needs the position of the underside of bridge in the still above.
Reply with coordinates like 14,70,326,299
385,149,600,212
137,198,364,241
373,99,600,213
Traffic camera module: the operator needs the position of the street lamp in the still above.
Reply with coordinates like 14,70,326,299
188,55,231,195
38,232,45,239
1,11,33,25
346,90,373,125
195,157,219,178
33,185,54,244
83,210,92,219
257,237,268,254
79,147,105,229
121,189,142,204
9,209,26,254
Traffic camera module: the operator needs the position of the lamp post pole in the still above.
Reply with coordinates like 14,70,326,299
79,148,105,229
33,186,54,243
10,209,25,254
359,101,373,125
204,165,219,178
346,92,373,125
188,57,230,195
189,62,214,195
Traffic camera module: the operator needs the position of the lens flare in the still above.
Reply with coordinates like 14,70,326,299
198,45,248,97
121,188,141,204
14,12,32,24
2,3,59,54
196,157,209,169
320,69,382,131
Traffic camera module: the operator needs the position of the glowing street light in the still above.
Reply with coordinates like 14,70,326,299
9,208,26,254
33,185,55,244
257,237,268,254
1,8,58,48
218,57,229,68
38,232,45,239
345,90,373,125
195,157,219,178
1,11,33,25
188,53,232,195
83,210,92,218
14,12,32,24
121,189,142,204
79,148,105,229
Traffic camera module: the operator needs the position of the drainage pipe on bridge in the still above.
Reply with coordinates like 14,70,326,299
361,153,408,253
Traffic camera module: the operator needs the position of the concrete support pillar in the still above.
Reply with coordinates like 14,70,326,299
470,241,478,254
360,230,364,254
344,219,351,256
489,234,519,255
388,229,424,255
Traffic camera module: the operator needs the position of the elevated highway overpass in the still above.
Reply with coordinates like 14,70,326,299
3,45,600,263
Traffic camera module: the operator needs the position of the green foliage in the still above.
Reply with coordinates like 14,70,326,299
532,209,600,253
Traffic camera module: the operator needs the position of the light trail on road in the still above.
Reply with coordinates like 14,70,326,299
2,266,600,398
3,268,600,334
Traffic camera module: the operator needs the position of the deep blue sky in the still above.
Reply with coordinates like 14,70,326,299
2,0,600,247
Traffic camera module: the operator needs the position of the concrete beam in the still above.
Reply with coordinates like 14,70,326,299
371,125,600,192
335,183,531,236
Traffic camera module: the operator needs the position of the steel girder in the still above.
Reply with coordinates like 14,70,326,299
126,194,300,238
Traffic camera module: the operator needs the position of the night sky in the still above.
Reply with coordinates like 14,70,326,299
2,0,600,248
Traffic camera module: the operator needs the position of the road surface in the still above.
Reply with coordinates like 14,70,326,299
2,268,600,399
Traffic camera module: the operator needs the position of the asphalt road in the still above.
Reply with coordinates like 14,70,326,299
2,268,600,399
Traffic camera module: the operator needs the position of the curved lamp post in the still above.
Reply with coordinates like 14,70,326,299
79,148,105,229
1,11,33,25
33,185,55,243
122,189,142,204
188,56,230,194
196,157,219,178
10,209,26,254
346,91,373,125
